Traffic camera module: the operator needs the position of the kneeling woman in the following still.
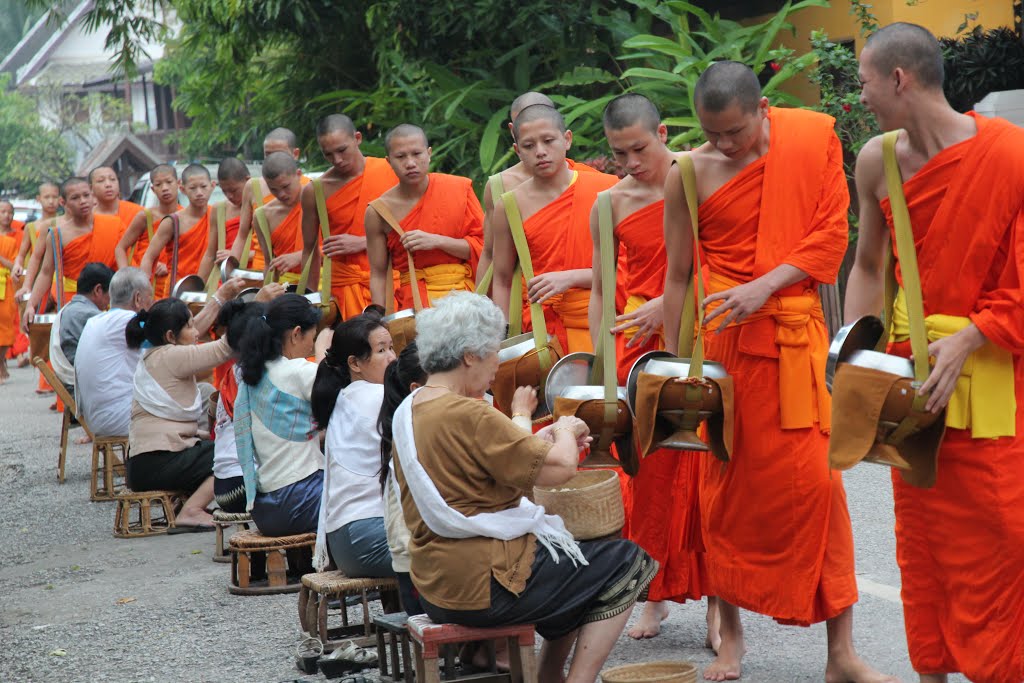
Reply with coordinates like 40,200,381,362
311,311,396,575
235,294,330,536
392,292,657,683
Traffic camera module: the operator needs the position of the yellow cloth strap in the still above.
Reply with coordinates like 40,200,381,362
297,178,332,312
127,210,155,265
677,156,707,377
369,199,424,313
500,190,553,376
253,206,277,286
475,173,503,295
592,190,619,452
0,265,9,299
205,203,227,295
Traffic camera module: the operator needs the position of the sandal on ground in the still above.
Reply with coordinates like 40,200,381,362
167,523,216,534
319,641,378,678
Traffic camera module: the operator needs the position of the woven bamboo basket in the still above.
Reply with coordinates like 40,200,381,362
600,661,698,683
533,469,623,540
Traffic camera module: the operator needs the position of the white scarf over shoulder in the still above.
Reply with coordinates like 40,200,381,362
392,388,587,567
132,348,204,423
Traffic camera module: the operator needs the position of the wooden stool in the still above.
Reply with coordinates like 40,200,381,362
375,612,414,683
113,490,184,538
212,509,251,564
297,571,400,651
90,435,128,501
407,615,537,683
229,530,315,595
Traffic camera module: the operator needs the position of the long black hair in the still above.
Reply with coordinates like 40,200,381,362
377,342,425,492
217,300,266,354
125,298,190,350
311,310,386,429
238,293,320,386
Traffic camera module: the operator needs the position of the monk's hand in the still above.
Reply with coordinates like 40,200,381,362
154,262,169,277
399,230,440,253
915,324,987,413
511,386,538,417
702,279,774,331
527,272,575,304
254,282,285,302
323,234,366,257
215,249,232,264
21,302,34,333
611,297,663,348
269,252,301,274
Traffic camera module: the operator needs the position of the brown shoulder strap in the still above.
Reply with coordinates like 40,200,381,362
368,199,423,312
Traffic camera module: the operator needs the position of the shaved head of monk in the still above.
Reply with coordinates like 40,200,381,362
264,127,300,159
180,164,213,210
150,164,180,207
384,124,431,184
859,22,945,131
512,104,572,179
603,94,669,179
60,177,94,219
0,200,13,228
217,157,250,207
262,151,303,204
693,61,769,160
37,182,60,213
316,114,364,177
510,91,555,122
88,166,120,203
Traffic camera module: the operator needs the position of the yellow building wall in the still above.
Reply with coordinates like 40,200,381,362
764,0,1016,102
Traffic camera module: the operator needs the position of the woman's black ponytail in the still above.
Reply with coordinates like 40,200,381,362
238,294,319,386
311,311,385,428
377,342,425,492
125,298,190,350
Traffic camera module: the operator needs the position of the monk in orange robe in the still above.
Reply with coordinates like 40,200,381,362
663,63,890,682
141,165,213,296
479,91,602,291
365,124,482,311
203,157,250,282
492,104,617,354
846,24,1024,683
22,177,120,329
587,94,715,644
0,215,21,381
115,164,180,297
249,152,307,285
300,114,398,319
89,165,143,233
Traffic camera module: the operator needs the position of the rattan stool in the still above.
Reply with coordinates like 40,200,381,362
374,612,414,683
297,571,400,651
90,436,128,502
112,490,184,538
229,530,315,595
212,510,252,563
407,614,537,683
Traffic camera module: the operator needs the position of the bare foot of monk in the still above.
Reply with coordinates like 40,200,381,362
705,596,722,652
824,651,901,683
74,434,92,445
628,601,670,639
704,601,743,681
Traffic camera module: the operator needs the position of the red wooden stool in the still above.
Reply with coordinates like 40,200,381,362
406,614,537,683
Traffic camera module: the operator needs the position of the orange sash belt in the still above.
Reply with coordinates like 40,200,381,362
332,262,369,287
546,288,590,330
398,262,473,304
705,272,830,431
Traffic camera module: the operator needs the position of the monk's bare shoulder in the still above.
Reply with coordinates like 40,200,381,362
854,135,886,202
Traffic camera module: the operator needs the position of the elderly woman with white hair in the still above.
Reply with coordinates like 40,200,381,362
392,291,656,683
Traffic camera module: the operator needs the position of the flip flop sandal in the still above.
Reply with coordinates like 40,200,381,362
167,523,216,534
319,641,378,678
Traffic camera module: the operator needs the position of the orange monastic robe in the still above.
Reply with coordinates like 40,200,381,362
113,200,144,234
0,231,19,346
616,199,707,603
324,158,398,318
162,211,211,293
385,173,483,310
264,202,303,283
50,215,121,304
880,113,1024,682
694,108,854,626
518,170,617,353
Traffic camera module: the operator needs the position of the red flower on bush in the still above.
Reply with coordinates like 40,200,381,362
842,103,852,112
769,62,781,72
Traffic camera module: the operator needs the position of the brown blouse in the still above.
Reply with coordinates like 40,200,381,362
395,392,552,610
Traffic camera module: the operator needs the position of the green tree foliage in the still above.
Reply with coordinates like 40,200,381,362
0,0,44,60
940,27,1024,113
0,76,72,194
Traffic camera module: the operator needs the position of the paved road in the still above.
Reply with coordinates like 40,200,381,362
0,364,961,682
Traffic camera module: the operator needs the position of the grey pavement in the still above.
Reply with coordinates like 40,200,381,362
0,364,963,682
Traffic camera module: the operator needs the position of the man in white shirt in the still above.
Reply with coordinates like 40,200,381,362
75,268,154,437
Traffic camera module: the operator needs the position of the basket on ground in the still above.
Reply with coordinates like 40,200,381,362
533,469,623,540
600,660,698,683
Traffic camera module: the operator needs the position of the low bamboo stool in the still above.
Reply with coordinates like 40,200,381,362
229,530,315,595
90,435,128,502
407,615,537,683
375,612,414,683
297,571,400,651
212,510,251,564
113,490,184,538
